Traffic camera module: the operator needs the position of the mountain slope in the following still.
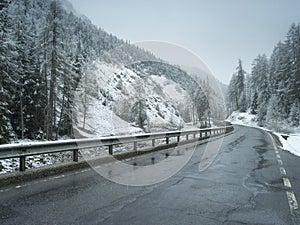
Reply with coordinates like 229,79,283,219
74,62,189,137
0,0,157,142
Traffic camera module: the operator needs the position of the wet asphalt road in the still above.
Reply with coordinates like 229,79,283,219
1,125,300,225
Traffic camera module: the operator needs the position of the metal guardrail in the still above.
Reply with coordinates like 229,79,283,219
0,126,234,172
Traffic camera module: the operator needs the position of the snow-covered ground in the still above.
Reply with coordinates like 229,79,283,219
227,111,300,157
276,133,300,157
74,61,188,137
226,111,258,127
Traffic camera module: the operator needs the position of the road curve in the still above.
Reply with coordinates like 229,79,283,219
0,125,300,225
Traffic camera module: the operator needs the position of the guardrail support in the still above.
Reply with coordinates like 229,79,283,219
166,137,169,144
20,156,26,172
73,150,79,162
186,134,189,140
177,136,180,142
133,142,137,151
151,157,155,164
152,139,155,147
109,145,113,155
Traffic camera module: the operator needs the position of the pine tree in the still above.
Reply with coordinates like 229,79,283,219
236,59,247,112
245,73,252,109
227,74,238,112
8,0,42,139
286,24,300,103
250,54,270,122
192,87,209,127
227,59,247,113
269,41,292,121
130,100,148,131
0,0,16,142
289,100,300,127
265,95,282,130
250,92,258,114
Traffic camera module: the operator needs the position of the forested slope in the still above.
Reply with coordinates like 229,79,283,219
227,23,300,131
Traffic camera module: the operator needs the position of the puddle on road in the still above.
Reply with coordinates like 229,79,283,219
242,137,281,195
224,136,246,154
254,156,269,171
253,138,271,171
242,173,268,196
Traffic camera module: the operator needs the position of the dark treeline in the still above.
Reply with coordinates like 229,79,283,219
0,0,155,143
227,23,300,130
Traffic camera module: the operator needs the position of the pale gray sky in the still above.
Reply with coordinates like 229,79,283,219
69,0,300,84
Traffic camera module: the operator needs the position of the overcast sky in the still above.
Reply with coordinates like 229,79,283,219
69,0,300,84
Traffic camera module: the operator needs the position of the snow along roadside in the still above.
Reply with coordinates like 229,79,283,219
275,133,300,157
227,111,300,157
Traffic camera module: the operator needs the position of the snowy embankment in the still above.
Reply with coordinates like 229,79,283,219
226,111,258,127
276,134,300,157
227,111,300,157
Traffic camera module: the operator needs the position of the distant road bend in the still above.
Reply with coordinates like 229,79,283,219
1,125,300,225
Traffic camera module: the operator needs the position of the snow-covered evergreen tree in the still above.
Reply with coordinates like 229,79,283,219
0,0,157,141
227,59,247,113
0,1,16,142
228,23,300,129
250,54,270,122
289,100,300,127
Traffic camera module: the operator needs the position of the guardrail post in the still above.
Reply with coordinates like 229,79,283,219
166,137,169,144
109,145,113,155
177,136,180,142
73,150,79,162
193,133,196,139
151,157,155,164
152,139,155,147
186,134,189,140
133,142,137,151
200,132,202,138
20,156,26,172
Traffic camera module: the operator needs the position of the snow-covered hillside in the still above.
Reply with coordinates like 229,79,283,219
227,111,300,157
278,134,300,157
73,61,189,138
226,111,258,127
